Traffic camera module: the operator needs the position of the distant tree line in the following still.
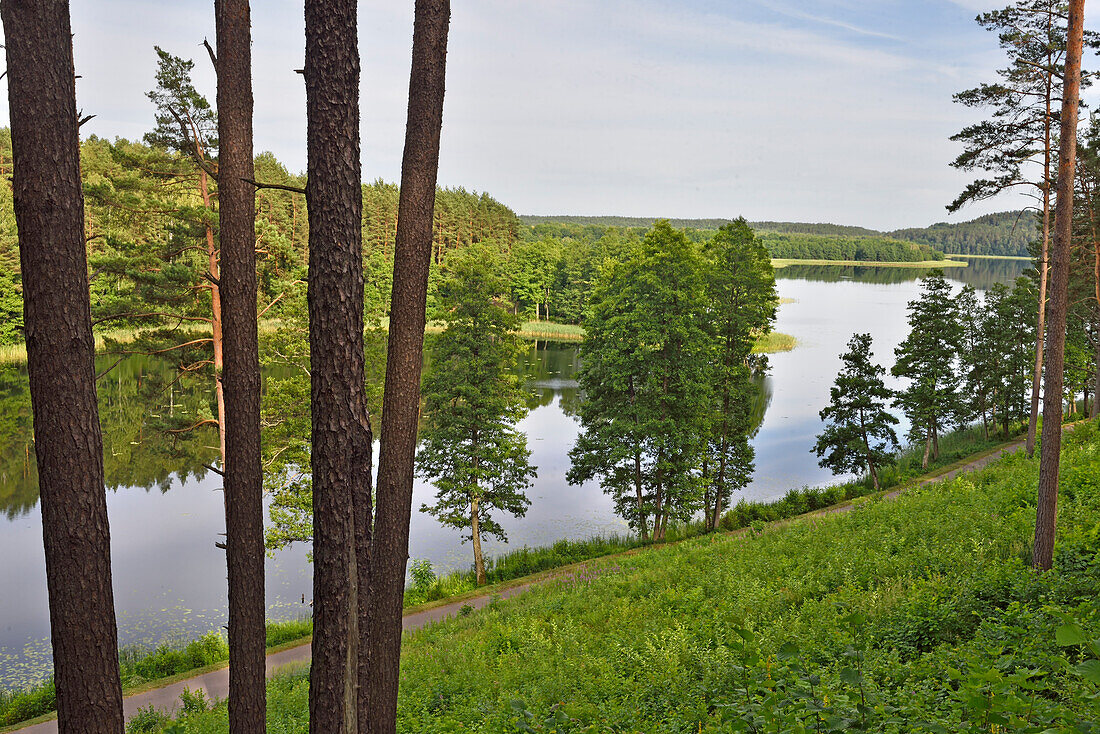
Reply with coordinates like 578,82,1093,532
759,232,945,262
887,211,1038,257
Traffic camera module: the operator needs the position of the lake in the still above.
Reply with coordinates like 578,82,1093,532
0,257,1027,689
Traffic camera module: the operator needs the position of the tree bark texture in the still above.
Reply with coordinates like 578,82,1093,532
1027,71,1055,457
305,0,373,731
0,1,125,730
215,0,266,730
1034,0,1085,572
364,2,450,732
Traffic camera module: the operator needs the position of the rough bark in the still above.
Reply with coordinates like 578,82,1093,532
1034,0,1084,572
215,0,266,730
0,1,125,730
1027,41,1056,458
364,2,450,732
1093,232,1100,419
305,0,373,731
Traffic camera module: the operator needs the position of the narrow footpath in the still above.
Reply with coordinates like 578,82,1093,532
14,437,1031,732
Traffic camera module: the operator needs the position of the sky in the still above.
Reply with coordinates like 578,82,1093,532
0,0,1091,230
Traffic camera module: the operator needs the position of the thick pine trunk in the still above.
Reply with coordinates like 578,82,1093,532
1,1,125,730
1034,0,1084,572
364,3,449,732
215,1,266,730
1093,240,1100,420
1027,74,1055,457
305,0,374,731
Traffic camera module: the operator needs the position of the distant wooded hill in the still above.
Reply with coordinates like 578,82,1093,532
520,211,1038,258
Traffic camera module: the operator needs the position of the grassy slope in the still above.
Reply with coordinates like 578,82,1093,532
156,423,1100,733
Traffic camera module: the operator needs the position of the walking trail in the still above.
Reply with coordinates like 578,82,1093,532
13,437,1030,732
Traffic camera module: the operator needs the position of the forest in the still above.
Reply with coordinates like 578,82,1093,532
520,210,1038,258
2,0,1100,733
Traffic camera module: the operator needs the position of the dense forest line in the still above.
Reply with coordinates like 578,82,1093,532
887,210,1037,256
759,232,945,262
0,132,1031,349
521,210,1038,258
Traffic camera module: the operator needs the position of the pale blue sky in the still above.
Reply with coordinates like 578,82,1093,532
1,0,1089,229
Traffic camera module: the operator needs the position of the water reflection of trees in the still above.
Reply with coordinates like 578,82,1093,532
0,356,218,519
775,258,1027,289
1,341,775,518
518,342,772,435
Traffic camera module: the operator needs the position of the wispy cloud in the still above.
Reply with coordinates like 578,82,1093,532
751,0,905,41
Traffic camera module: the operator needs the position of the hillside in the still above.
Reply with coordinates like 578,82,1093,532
888,211,1037,257
148,422,1100,732
521,211,1037,258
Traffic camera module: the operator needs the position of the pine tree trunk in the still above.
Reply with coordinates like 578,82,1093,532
470,495,487,585
215,1,266,730
1093,240,1100,420
1035,0,1084,572
921,431,931,470
1,1,125,730
305,0,374,730
364,3,450,733
1027,59,1055,458
199,170,226,466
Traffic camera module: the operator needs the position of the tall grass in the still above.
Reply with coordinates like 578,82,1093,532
751,331,797,354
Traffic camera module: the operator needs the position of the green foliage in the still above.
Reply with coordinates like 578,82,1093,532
759,232,945,262
891,271,963,464
702,220,778,525
144,47,217,158
0,618,313,727
568,221,713,539
814,333,898,487
889,211,1037,257
158,421,1100,732
418,246,536,564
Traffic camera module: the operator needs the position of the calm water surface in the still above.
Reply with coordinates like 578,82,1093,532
0,258,1026,688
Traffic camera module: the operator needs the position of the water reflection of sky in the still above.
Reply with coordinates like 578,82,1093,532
0,257,1026,689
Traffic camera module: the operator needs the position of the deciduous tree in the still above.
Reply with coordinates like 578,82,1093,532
702,219,777,529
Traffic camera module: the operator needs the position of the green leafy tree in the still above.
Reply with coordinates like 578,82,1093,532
814,333,898,491
417,247,536,585
702,219,777,529
568,221,711,541
892,271,963,469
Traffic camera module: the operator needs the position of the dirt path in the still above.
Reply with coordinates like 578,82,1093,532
12,435,1035,732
